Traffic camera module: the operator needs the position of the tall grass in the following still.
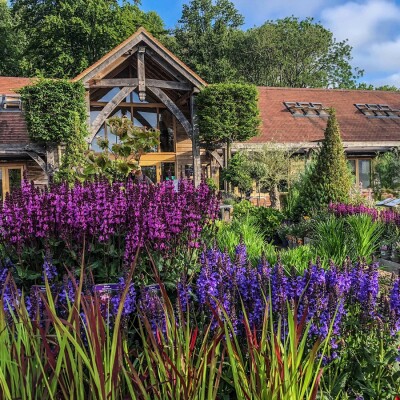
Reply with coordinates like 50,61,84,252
222,302,333,400
216,216,275,264
313,216,349,265
346,214,384,262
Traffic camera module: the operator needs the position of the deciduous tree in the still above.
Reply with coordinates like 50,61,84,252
231,17,363,88
11,0,166,78
172,0,243,83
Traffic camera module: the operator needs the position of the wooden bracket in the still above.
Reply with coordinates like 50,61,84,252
89,86,136,143
147,86,193,139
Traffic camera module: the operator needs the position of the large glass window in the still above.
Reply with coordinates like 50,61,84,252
348,158,371,189
358,159,371,188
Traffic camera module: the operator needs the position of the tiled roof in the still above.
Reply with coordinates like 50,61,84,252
250,87,400,144
0,77,31,95
0,112,30,143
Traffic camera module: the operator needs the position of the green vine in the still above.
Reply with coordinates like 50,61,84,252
19,78,88,182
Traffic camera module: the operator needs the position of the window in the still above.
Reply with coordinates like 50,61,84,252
355,103,400,118
0,95,22,111
0,165,24,200
348,158,371,189
284,102,329,117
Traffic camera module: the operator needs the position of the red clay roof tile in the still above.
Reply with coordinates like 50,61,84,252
250,87,400,144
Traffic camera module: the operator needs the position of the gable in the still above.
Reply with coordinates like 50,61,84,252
73,27,206,89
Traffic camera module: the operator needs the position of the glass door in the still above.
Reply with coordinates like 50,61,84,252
1,165,24,199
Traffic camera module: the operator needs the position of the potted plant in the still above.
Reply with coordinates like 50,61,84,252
380,243,391,259
391,241,400,263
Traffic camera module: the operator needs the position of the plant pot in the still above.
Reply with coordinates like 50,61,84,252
390,250,400,263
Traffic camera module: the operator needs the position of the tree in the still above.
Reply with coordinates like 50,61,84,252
374,151,400,193
231,17,362,88
297,109,353,216
197,83,260,165
247,144,296,210
0,0,24,75
221,152,253,195
11,0,166,78
172,0,243,83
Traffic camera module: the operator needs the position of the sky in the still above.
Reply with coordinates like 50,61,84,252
140,0,400,87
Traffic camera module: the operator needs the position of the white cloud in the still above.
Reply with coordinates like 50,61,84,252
357,38,400,72
232,0,325,26
370,72,400,87
321,0,400,47
320,0,400,83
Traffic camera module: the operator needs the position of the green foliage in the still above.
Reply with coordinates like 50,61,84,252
19,79,88,182
312,216,350,265
84,117,160,181
247,144,297,209
312,214,384,264
221,153,253,194
197,83,260,148
10,0,166,78
233,200,284,240
321,321,400,399
297,110,353,216
0,0,24,76
137,281,224,399
346,215,384,261
172,0,244,83
19,79,87,143
223,302,333,399
374,151,400,193
216,217,275,265
231,16,363,88
280,245,316,275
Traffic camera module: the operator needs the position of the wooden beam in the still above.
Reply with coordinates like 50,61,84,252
147,86,192,139
207,150,224,168
146,48,187,82
137,47,146,102
82,45,139,83
0,143,46,154
25,151,47,173
89,86,136,143
190,93,202,187
90,101,166,109
91,78,192,91
90,78,139,88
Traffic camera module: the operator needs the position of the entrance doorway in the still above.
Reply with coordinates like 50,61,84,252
0,164,24,199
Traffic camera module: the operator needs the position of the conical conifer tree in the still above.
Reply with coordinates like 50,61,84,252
298,109,352,215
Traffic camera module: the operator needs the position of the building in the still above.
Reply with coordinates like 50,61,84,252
235,87,400,191
0,27,400,199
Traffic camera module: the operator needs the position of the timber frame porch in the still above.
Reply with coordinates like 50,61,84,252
73,27,212,185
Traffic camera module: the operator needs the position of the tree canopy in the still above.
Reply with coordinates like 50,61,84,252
9,0,166,78
231,17,363,88
172,0,244,83
197,83,260,149
0,0,24,76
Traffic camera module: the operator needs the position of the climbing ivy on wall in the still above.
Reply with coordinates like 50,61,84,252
19,79,88,182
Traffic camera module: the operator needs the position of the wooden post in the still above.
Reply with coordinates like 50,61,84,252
190,93,201,187
137,46,146,102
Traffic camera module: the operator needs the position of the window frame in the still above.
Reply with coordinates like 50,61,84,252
348,157,372,189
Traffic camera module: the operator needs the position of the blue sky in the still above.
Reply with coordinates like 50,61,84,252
141,0,400,87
